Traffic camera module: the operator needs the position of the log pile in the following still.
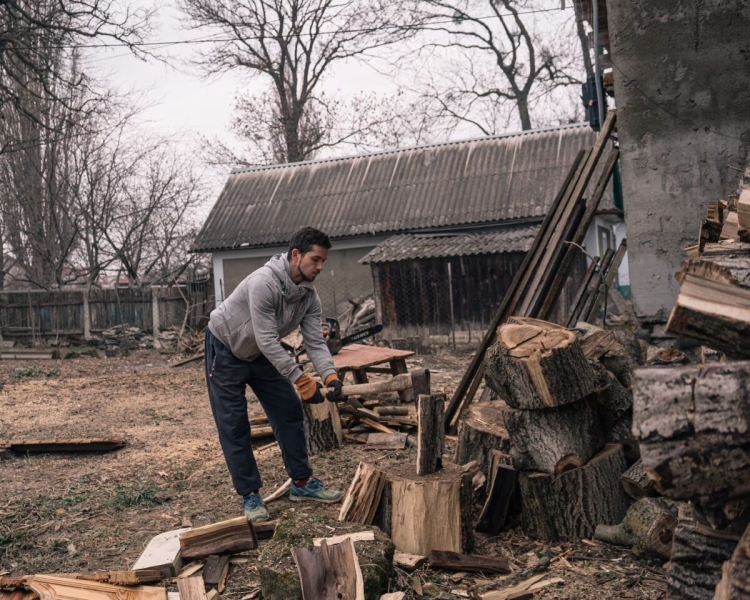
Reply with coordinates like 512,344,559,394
629,186,750,599
482,319,633,541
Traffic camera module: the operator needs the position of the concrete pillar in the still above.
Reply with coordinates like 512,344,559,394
606,0,750,321
82,290,91,340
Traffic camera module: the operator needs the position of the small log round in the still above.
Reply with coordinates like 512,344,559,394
518,444,630,542
303,401,340,455
373,462,473,556
485,321,600,409
455,403,511,479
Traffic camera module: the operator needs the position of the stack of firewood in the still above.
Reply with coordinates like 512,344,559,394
629,184,750,600
473,316,637,542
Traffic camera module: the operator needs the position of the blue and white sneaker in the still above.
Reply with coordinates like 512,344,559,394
290,477,343,504
243,492,270,523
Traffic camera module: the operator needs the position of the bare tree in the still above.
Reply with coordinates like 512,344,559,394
401,0,583,133
179,0,415,164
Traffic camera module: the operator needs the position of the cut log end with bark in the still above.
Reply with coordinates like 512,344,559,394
519,444,630,542
485,322,600,410
302,401,341,455
455,402,511,482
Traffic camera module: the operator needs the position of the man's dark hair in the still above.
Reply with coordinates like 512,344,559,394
287,227,332,260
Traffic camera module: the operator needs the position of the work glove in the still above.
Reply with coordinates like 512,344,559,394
295,373,326,404
324,373,344,402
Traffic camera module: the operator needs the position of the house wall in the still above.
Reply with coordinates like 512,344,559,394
606,0,750,321
211,236,391,317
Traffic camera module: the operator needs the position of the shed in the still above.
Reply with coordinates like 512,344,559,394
192,123,618,319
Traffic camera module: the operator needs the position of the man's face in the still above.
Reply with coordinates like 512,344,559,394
291,245,329,282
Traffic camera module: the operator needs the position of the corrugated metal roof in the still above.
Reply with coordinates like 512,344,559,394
192,123,599,252
360,226,539,264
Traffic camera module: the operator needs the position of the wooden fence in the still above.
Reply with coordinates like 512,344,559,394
0,280,214,339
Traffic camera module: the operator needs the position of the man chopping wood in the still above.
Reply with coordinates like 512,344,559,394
204,227,345,523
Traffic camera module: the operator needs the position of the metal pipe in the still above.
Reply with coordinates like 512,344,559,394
592,0,605,128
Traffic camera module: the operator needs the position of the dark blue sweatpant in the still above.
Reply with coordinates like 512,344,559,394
204,328,312,496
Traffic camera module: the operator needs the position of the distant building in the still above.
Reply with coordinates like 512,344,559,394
193,123,623,333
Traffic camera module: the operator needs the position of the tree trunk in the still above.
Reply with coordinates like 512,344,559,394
373,462,473,556
632,362,750,501
303,401,340,455
518,444,630,542
714,522,750,600
485,322,600,409
620,459,656,500
667,505,738,600
517,94,532,131
503,396,604,474
455,403,511,480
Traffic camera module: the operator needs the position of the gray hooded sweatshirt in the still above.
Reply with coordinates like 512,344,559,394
207,254,336,384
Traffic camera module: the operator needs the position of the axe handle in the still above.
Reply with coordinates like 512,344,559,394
323,373,413,397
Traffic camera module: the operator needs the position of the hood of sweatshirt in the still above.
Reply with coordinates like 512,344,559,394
265,254,314,302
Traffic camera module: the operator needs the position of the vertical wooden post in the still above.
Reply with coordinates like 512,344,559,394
82,289,91,340
152,287,162,350
447,262,456,350
417,393,446,476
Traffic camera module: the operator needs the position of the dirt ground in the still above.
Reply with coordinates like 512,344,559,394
0,348,667,599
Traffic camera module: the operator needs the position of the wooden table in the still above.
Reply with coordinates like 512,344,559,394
331,344,415,403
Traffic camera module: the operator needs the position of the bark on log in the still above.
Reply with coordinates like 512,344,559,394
518,444,630,542
592,363,633,433
303,401,340,455
372,462,473,556
667,256,750,359
594,497,678,558
416,394,445,476
476,452,518,535
714,521,750,600
620,459,656,500
605,412,639,464
668,505,738,600
485,322,599,409
455,403,511,480
632,362,750,502
503,396,604,474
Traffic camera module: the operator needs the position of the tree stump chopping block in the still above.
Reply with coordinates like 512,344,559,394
503,396,604,474
303,401,341,455
518,444,630,542
372,462,473,556
257,512,394,600
632,362,750,501
455,403,511,480
485,322,600,409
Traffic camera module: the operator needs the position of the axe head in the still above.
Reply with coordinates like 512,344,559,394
410,368,431,396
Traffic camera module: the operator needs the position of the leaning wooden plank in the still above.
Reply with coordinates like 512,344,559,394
571,249,615,327
338,462,387,525
428,550,510,574
293,538,365,600
632,362,750,499
416,394,446,476
202,556,229,593
584,240,629,323
8,439,125,453
715,521,750,599
539,147,620,320
131,528,190,576
443,148,588,430
179,517,257,560
176,577,208,600
522,110,618,317
28,576,166,600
